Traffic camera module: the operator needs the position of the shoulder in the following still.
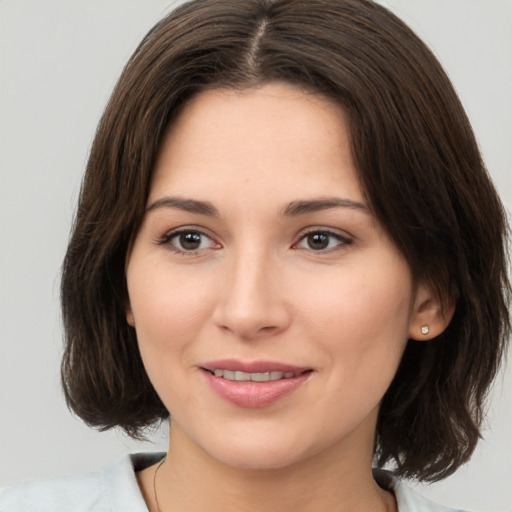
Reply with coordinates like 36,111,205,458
0,452,164,512
0,469,105,512
373,469,469,512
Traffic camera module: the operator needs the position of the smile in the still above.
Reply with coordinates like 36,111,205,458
209,369,299,381
200,362,313,408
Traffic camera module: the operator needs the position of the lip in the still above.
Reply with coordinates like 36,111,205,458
201,359,309,374
200,359,313,408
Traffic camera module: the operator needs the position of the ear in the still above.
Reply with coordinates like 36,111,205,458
409,283,455,341
126,306,135,327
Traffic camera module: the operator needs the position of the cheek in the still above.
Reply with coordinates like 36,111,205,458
126,260,216,380
128,258,214,331
301,263,411,329
126,264,217,414
295,259,413,376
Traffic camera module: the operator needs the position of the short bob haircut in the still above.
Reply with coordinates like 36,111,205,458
61,0,510,482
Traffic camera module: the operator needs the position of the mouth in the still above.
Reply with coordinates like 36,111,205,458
200,359,313,381
199,361,313,408
202,368,306,382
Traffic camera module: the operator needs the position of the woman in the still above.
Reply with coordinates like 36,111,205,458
1,0,509,511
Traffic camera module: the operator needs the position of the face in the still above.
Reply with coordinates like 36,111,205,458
126,83,426,470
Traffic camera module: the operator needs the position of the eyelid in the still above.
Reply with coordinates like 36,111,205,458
156,225,221,253
293,227,354,252
154,224,352,255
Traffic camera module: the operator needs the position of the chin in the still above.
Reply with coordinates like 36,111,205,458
195,428,324,472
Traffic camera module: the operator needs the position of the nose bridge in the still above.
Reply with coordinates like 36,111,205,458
214,240,289,339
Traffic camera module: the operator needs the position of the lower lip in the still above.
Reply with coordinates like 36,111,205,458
202,371,311,408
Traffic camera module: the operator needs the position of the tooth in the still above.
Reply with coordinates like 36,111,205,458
251,372,270,382
212,369,300,382
223,370,235,380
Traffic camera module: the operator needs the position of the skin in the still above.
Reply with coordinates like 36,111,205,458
126,82,450,512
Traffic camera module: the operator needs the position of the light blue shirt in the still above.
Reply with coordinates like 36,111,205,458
0,452,466,511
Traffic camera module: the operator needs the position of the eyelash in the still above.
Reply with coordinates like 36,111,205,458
156,227,353,255
294,229,353,253
156,228,218,255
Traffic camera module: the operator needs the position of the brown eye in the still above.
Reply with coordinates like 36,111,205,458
179,232,202,250
296,230,352,252
161,229,217,253
307,233,329,250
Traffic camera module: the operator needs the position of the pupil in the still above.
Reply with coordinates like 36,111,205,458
308,233,329,250
180,232,201,250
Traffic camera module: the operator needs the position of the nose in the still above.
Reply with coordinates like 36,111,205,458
212,246,291,341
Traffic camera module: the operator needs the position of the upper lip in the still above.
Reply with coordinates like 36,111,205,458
200,359,311,374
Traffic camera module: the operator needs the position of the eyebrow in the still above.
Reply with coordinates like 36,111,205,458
282,197,368,216
146,196,220,216
146,195,368,217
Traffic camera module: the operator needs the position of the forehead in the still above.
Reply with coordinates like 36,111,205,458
150,82,363,205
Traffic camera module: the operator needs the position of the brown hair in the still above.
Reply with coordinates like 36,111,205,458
61,0,510,482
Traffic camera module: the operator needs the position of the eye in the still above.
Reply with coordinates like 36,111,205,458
295,230,352,252
159,229,218,253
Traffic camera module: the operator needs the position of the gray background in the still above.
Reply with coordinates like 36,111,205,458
1,1,511,510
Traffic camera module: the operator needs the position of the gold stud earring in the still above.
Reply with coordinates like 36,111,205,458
421,325,429,335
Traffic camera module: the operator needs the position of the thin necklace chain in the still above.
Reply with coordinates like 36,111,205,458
153,456,167,512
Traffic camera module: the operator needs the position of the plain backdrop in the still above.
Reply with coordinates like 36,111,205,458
0,1,511,511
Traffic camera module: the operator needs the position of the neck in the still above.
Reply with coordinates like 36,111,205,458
142,421,396,512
